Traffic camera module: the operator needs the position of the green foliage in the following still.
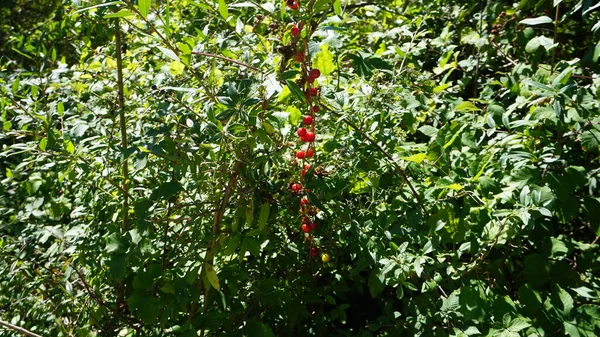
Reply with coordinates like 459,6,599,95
1,0,600,336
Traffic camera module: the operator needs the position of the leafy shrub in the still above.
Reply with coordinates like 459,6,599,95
1,0,599,336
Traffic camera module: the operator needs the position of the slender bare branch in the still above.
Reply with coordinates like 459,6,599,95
0,320,44,337
191,51,262,73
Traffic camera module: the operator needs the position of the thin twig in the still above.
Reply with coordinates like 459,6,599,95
551,3,560,73
114,17,130,311
191,51,262,72
195,161,243,335
115,18,130,233
72,267,140,330
490,40,518,66
0,320,44,337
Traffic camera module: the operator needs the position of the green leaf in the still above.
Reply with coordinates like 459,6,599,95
150,181,183,201
104,9,134,19
72,123,89,137
368,269,385,298
57,101,64,116
333,0,341,15
516,208,530,226
285,80,306,103
443,124,467,149
108,254,127,281
550,237,568,258
205,264,220,291
157,46,180,62
525,36,556,53
39,138,47,151
128,292,159,324
138,0,151,18
556,285,574,317
580,129,600,151
133,152,148,171
455,101,481,112
402,153,427,164
279,70,301,80
563,321,580,337
441,291,461,312
105,233,125,253
65,140,75,154
218,0,229,20
443,183,463,191
313,44,335,76
287,106,302,125
553,67,574,86
571,286,595,299
242,236,260,256
508,317,531,332
593,42,600,63
519,16,553,25
257,202,270,230
518,284,542,315
348,53,372,78
419,125,438,138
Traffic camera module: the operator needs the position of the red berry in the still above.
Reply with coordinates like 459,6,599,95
306,148,314,158
297,127,307,137
309,222,318,231
309,87,318,96
291,25,300,36
311,247,319,256
301,163,311,177
295,51,305,62
300,135,309,142
302,216,311,224
290,1,299,10
291,183,302,191
312,105,319,113
303,115,313,125
300,196,310,206
301,223,311,233
306,131,315,142
296,150,305,159
309,68,321,79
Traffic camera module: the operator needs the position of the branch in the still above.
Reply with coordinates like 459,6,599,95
551,3,560,73
191,51,262,73
323,105,428,216
114,17,130,311
115,18,130,233
197,161,243,337
0,319,44,337
490,40,517,66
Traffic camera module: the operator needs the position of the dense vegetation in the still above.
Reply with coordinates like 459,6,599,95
1,0,600,336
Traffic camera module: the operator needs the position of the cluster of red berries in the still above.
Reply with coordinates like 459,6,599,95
286,0,299,10
284,0,328,262
292,68,322,252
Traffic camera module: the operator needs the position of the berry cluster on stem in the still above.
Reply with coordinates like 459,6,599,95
284,0,328,263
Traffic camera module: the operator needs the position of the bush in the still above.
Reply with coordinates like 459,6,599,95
1,0,599,336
